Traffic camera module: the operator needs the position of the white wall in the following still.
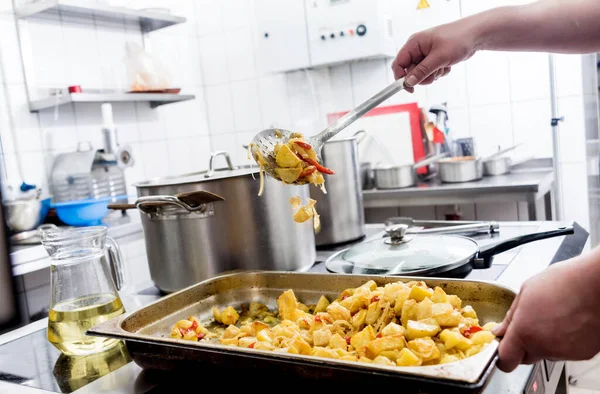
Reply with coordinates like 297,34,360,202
0,0,590,229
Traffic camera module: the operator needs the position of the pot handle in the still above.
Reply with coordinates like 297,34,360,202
136,195,205,214
353,130,368,144
106,236,125,291
204,151,234,178
473,225,574,269
413,151,450,169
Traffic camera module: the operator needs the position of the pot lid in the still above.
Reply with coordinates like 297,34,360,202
133,151,259,188
133,166,258,188
325,224,479,275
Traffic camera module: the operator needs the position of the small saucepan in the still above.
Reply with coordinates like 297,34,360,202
325,224,574,278
482,144,522,176
437,156,483,183
373,152,450,189
483,156,512,176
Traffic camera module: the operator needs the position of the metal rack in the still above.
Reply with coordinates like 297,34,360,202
16,0,185,33
28,92,195,112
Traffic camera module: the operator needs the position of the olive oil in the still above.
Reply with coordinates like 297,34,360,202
48,293,125,356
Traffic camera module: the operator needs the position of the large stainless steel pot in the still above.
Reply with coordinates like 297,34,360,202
309,137,365,247
133,151,316,293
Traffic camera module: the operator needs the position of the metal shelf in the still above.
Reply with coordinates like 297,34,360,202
16,0,186,33
28,92,195,112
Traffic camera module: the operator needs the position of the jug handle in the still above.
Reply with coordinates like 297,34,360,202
106,236,125,291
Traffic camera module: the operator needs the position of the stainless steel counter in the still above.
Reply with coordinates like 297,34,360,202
0,220,588,394
364,168,554,220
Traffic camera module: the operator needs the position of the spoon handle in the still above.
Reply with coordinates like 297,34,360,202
316,77,406,142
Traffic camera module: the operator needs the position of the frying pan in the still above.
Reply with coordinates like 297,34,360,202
325,224,574,278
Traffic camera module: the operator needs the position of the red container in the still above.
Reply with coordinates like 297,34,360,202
68,85,82,93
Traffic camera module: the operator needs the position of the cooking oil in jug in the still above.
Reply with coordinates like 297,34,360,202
48,293,124,355
41,226,126,356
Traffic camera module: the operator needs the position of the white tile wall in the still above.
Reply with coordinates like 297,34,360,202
205,84,235,135
198,34,229,85
0,0,591,231
469,104,514,158
231,79,261,132
195,0,224,36
465,51,512,107
511,99,553,159
509,52,551,102
558,96,587,164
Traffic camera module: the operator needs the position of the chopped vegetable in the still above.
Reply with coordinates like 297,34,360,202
170,279,498,367
302,157,335,175
251,132,333,201
289,196,320,232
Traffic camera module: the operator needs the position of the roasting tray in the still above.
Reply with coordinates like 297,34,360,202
88,271,516,393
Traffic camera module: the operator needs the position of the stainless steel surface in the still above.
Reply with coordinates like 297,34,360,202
10,223,58,246
359,162,374,190
549,54,564,220
133,158,316,293
89,271,516,389
4,198,43,233
483,156,512,176
310,138,365,246
407,221,500,235
250,77,407,183
384,217,499,235
27,93,195,113
16,0,186,32
364,169,554,222
438,158,483,183
354,131,374,190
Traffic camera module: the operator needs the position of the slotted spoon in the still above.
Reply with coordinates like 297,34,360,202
250,77,407,184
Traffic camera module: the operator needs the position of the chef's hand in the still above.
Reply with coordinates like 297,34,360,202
492,250,600,372
391,20,479,92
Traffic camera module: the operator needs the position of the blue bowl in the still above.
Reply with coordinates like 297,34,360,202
52,195,127,227
40,197,51,221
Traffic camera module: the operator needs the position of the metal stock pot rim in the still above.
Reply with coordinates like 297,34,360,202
133,165,258,188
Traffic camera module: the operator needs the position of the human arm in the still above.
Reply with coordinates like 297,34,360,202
491,244,600,372
392,0,600,89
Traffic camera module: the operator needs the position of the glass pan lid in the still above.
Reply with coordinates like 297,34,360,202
325,230,479,275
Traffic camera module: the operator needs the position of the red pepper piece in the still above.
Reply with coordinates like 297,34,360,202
376,333,383,339
190,320,198,331
370,296,380,303
315,316,323,323
302,157,335,175
299,166,317,178
197,333,205,340
294,141,313,150
248,342,257,348
462,326,483,338
345,336,351,345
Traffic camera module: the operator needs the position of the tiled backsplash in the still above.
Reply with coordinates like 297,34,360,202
0,0,591,228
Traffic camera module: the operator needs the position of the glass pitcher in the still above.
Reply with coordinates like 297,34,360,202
41,226,126,356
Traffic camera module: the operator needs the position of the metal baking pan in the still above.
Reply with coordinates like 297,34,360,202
88,271,516,393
